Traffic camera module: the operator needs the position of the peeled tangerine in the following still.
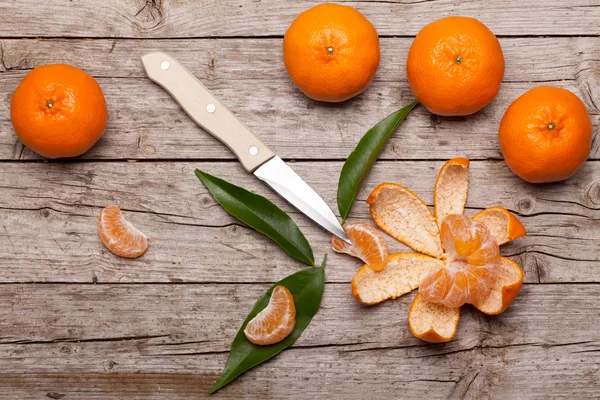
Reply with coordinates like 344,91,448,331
244,285,296,346
332,222,389,271
354,158,526,343
419,214,500,308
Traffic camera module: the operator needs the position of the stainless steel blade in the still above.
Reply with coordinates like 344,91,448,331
254,156,350,244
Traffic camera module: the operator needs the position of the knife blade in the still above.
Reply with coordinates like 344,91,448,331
141,52,350,244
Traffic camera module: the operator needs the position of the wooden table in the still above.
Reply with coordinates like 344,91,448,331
1,1,599,398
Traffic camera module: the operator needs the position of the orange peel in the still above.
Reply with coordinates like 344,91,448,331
473,257,524,315
368,183,443,258
434,158,470,228
353,158,526,342
352,253,444,305
472,206,527,245
408,294,460,343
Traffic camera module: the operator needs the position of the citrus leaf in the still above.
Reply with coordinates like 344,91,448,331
209,255,327,394
337,101,419,222
196,169,314,266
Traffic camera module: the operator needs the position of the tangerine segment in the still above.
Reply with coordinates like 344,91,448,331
472,206,526,246
352,253,444,305
420,214,500,308
368,183,443,258
434,158,470,228
473,257,523,315
98,206,148,258
440,214,500,265
408,294,460,343
332,222,389,271
244,285,296,346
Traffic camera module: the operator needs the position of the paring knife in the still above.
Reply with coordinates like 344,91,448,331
141,52,350,244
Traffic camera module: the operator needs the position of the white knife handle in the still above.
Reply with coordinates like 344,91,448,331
141,52,275,172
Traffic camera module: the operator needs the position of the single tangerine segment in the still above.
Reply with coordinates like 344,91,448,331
98,206,148,258
244,285,296,346
332,222,389,271
420,214,500,308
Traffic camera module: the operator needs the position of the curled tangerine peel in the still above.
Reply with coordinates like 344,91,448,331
352,253,444,305
244,285,296,346
408,294,460,343
434,158,470,228
332,222,389,271
368,183,443,258
472,206,526,246
473,257,524,315
419,214,500,308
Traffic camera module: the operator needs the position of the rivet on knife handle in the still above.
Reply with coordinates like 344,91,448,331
141,52,275,172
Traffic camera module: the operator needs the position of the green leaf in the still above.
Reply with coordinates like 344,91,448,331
195,169,314,266
337,101,419,222
209,255,327,393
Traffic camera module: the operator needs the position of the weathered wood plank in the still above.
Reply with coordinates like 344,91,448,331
3,37,599,82
0,37,598,161
0,161,597,284
0,283,598,399
0,81,598,161
2,0,600,37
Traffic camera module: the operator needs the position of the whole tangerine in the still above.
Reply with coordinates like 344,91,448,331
498,86,592,183
11,64,108,158
283,3,380,102
406,16,504,116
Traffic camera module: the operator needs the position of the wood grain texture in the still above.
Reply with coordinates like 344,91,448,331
2,0,600,37
0,283,598,399
0,161,597,284
2,0,600,397
0,37,598,161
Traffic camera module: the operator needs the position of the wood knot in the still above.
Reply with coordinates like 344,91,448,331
41,209,51,218
131,0,164,31
517,197,533,213
586,180,600,205
208,57,216,75
200,196,212,206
